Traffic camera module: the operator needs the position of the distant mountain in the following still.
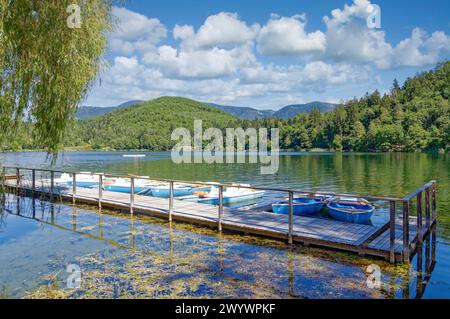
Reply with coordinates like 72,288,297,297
273,102,338,119
76,100,144,119
208,101,337,120
78,99,337,120
207,103,274,120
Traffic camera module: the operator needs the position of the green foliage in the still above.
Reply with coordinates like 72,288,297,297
0,0,112,155
65,97,238,151
244,61,449,153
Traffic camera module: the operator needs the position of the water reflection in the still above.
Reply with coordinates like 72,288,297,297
0,193,438,299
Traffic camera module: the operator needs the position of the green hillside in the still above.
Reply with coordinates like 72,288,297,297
244,61,450,152
66,97,238,150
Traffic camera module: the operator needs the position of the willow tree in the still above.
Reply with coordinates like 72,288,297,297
0,0,112,155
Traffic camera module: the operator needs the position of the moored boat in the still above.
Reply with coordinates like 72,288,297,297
122,154,146,158
272,197,325,216
149,184,211,198
103,178,159,194
180,185,265,205
326,197,375,224
54,172,101,188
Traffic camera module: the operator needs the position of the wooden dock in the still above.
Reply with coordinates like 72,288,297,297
1,166,437,263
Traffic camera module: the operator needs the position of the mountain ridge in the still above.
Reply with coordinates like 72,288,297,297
77,99,337,120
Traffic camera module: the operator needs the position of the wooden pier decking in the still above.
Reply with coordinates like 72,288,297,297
1,166,437,263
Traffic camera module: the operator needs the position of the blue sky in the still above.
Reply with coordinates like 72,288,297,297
86,0,450,109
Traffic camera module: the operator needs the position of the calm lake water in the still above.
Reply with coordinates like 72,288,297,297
0,151,449,298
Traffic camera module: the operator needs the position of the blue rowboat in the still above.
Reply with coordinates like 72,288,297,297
150,185,211,198
180,186,265,206
53,173,100,189
272,197,325,216
196,191,264,205
327,198,375,224
67,181,99,188
103,184,153,194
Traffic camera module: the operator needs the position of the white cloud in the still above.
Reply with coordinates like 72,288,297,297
177,12,259,49
146,44,257,79
173,24,194,40
257,14,326,55
322,0,450,69
393,28,450,67
323,0,392,68
109,7,167,55
105,56,145,85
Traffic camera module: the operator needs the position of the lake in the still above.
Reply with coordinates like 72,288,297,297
0,151,449,298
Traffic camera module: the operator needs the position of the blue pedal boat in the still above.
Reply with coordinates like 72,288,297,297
272,197,325,216
180,186,265,205
327,198,375,224
149,185,211,198
103,184,153,194
66,181,99,188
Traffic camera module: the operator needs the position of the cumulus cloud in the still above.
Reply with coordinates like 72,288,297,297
176,12,259,49
322,0,392,68
257,14,326,55
109,7,167,55
322,0,449,69
173,24,194,41
146,44,257,79
393,28,450,67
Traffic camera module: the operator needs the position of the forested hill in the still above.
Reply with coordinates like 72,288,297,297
65,97,238,150
244,61,449,152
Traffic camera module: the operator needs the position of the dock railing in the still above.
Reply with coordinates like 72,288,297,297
0,166,437,263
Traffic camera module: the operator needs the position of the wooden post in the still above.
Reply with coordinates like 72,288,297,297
431,181,436,223
389,201,396,263
218,185,223,232
402,200,410,262
16,168,20,186
72,173,77,204
32,169,36,193
169,181,174,222
130,177,134,214
50,170,54,200
288,191,294,245
417,192,423,244
98,174,103,209
1,167,5,187
425,188,430,228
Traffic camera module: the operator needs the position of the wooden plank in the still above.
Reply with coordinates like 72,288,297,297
432,181,437,222
288,191,293,244
403,201,410,262
359,221,390,247
417,192,423,244
390,201,396,263
403,181,435,201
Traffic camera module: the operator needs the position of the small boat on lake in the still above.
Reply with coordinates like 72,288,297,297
326,197,375,224
122,154,146,158
272,197,325,216
180,185,265,205
103,177,158,194
54,172,100,188
148,184,211,198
